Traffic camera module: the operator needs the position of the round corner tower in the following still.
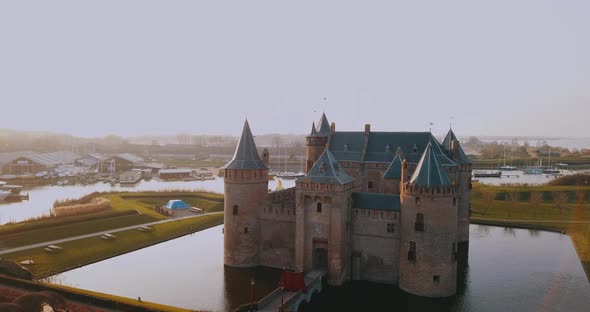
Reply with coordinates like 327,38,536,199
399,143,458,297
223,120,268,267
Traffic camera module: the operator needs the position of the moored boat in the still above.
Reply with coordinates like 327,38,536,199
473,170,502,178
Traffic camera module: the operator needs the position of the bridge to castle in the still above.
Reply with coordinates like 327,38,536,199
256,270,326,312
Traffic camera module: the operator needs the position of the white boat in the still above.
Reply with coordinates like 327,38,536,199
0,190,11,201
275,171,305,179
0,181,23,195
523,167,543,175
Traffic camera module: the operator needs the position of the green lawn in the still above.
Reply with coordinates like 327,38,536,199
471,182,590,281
3,213,224,278
0,214,157,249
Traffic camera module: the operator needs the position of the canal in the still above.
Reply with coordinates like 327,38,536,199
47,225,590,311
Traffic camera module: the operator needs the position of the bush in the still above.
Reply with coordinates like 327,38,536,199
548,173,590,186
50,198,112,217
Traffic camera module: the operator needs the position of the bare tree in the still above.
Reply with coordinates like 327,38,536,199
482,190,497,215
530,191,543,218
552,192,569,214
507,191,520,218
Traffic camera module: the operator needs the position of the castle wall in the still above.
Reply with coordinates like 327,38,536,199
457,165,472,246
259,188,296,269
399,190,458,297
352,208,400,284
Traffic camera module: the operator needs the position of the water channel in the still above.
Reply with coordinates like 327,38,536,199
47,225,590,312
0,178,295,224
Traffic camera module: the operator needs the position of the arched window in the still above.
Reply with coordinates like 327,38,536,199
233,205,238,215
415,213,424,232
317,202,322,213
244,227,248,234
368,181,373,190
415,197,421,206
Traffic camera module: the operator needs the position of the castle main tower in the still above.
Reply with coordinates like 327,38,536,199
305,113,330,173
399,142,458,297
222,120,268,267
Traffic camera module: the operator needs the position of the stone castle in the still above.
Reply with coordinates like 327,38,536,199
221,113,472,298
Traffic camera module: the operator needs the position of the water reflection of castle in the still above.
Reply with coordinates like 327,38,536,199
222,113,472,297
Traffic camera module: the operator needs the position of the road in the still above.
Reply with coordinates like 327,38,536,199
0,211,223,255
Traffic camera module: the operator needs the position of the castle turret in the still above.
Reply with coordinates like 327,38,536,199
399,142,458,297
305,113,330,173
222,119,268,267
442,129,472,254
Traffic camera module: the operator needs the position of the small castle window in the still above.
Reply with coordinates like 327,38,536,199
415,197,421,206
244,227,248,234
233,205,239,215
387,223,394,233
433,275,440,283
344,144,349,151
385,144,391,152
453,197,457,206
413,144,418,153
368,181,373,189
317,202,322,213
408,241,416,262
415,213,424,232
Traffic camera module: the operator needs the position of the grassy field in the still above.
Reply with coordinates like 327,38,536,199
2,213,224,278
471,181,590,281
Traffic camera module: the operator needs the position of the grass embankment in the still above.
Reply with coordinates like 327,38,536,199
471,180,590,281
0,191,223,249
2,213,224,278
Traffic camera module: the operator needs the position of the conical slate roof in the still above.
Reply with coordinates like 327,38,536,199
410,142,451,188
301,149,354,184
383,154,402,179
309,122,319,137
441,129,471,164
222,120,268,170
316,113,331,136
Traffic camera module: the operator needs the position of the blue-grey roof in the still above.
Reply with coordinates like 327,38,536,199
383,154,402,179
163,200,191,210
328,131,458,166
316,113,331,136
410,142,451,188
299,149,354,184
441,129,471,164
428,136,458,166
308,122,319,137
352,192,400,211
222,120,268,170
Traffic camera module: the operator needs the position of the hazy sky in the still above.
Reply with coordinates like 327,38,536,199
1,1,589,138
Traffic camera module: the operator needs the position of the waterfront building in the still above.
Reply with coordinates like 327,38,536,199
222,114,472,297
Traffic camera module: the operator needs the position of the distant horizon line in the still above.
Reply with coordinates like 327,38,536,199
0,127,588,141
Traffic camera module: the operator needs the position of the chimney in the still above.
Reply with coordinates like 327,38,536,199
450,140,459,160
365,124,371,135
331,122,336,134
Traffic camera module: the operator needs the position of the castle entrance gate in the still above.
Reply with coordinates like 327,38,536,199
313,239,328,270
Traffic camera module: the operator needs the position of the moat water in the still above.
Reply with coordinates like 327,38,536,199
47,224,590,312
